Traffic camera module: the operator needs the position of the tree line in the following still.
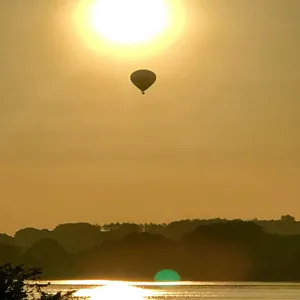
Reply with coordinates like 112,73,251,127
1,216,300,281
1,215,298,252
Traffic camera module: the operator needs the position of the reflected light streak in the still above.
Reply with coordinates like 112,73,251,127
74,281,155,299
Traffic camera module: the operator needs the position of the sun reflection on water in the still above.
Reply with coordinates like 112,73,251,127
74,281,156,300
35,280,218,299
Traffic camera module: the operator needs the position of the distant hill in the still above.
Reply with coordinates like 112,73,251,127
1,217,300,281
1,215,299,252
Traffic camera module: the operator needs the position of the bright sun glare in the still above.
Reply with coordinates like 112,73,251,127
90,0,170,45
70,0,185,57
74,282,155,300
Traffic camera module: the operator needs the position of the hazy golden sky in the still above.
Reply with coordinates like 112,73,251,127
0,0,299,234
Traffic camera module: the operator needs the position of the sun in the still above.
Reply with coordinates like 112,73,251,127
69,0,185,58
89,0,170,45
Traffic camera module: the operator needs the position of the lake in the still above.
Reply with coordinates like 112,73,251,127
37,280,300,299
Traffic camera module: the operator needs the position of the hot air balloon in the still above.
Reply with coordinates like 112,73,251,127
130,69,156,94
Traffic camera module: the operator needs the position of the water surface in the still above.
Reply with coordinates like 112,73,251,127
40,280,300,299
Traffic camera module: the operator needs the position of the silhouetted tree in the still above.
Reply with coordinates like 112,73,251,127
281,215,296,222
21,239,71,278
3,218,300,281
0,234,15,246
52,223,103,253
0,264,41,300
162,220,201,240
0,243,21,265
142,222,166,235
14,228,51,249
0,264,74,300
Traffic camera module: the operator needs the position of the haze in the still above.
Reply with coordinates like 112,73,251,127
0,0,299,235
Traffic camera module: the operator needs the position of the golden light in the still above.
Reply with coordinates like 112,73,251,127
69,0,186,58
74,282,155,300
90,0,169,45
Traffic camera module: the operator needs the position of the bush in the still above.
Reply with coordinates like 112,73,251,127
0,264,74,300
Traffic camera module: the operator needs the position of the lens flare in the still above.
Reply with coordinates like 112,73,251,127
154,269,181,282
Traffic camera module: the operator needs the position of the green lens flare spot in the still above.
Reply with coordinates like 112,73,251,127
154,269,181,282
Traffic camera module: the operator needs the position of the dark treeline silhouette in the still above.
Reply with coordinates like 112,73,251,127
1,216,300,281
0,263,74,299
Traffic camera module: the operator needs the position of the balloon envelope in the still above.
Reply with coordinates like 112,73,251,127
130,69,156,94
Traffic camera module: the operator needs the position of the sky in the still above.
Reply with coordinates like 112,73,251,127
0,0,299,235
